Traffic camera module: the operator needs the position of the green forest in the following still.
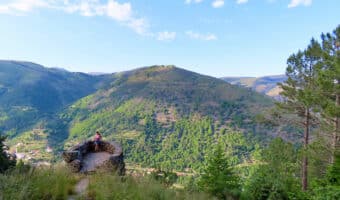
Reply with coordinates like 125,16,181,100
0,25,340,199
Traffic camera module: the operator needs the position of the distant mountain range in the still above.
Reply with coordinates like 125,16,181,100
221,75,286,99
0,60,288,169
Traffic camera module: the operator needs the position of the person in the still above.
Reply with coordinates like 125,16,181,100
93,131,102,152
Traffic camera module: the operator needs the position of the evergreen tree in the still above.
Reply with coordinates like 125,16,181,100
311,152,340,200
0,135,16,173
278,39,322,190
318,25,340,163
244,138,301,200
198,144,240,199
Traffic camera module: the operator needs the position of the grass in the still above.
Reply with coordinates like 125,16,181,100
0,165,79,200
0,166,212,200
87,171,211,200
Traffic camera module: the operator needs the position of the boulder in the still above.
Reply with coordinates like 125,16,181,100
62,140,125,175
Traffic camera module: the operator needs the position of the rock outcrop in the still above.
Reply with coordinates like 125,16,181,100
62,141,125,175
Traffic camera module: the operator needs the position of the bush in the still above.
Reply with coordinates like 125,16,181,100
0,135,16,173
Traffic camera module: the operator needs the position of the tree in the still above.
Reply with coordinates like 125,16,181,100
318,25,340,163
278,39,322,191
198,144,240,199
311,152,340,200
244,138,301,200
0,135,16,173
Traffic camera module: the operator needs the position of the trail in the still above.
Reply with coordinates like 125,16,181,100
68,178,89,200
68,152,111,199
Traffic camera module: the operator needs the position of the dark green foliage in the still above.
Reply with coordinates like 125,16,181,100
277,37,323,191
150,169,178,187
317,25,340,163
198,144,240,199
311,153,340,200
243,138,303,200
0,135,16,173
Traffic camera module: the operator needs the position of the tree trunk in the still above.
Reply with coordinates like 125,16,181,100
302,108,310,191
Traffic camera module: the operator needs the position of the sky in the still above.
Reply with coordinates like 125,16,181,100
0,0,339,77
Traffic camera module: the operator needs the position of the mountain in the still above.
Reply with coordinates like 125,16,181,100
221,75,287,99
1,62,282,170
58,65,276,170
0,60,109,137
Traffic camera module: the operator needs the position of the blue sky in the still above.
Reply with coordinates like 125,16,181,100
0,0,339,77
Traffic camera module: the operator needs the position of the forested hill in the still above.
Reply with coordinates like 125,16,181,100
0,60,110,136
61,65,276,170
1,62,278,170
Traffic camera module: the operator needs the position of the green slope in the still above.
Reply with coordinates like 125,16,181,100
0,60,109,137
59,65,275,171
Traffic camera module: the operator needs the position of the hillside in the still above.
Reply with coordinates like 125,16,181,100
1,63,281,169
221,75,286,99
59,65,276,170
0,60,110,137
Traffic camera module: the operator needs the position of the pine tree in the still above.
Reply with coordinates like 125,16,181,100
244,138,300,200
278,39,322,191
318,25,340,164
198,144,240,199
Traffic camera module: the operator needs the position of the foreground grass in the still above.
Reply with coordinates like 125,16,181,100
0,166,211,200
0,166,79,200
87,172,211,200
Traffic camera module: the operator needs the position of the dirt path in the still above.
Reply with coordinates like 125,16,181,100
81,152,112,172
68,177,89,200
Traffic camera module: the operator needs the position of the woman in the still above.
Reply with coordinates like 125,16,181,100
93,131,102,152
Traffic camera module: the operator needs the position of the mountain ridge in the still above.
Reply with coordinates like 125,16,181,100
221,75,286,99
1,61,282,169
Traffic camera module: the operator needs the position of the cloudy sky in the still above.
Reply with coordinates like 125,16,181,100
0,0,339,77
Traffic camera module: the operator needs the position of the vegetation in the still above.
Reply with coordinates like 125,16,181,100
0,60,109,138
0,166,78,200
276,25,340,193
0,135,16,173
0,166,211,200
198,144,240,199
0,24,340,199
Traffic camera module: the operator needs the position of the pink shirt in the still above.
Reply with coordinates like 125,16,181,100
94,134,102,141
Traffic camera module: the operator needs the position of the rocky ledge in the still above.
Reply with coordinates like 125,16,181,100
62,140,125,175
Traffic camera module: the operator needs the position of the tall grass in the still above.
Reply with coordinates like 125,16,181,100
0,166,212,200
0,166,79,200
87,172,212,200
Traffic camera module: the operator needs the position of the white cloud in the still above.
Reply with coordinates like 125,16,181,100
185,0,203,4
212,0,224,8
157,31,177,41
186,31,217,41
236,0,248,4
0,0,149,35
0,0,51,14
288,0,312,8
